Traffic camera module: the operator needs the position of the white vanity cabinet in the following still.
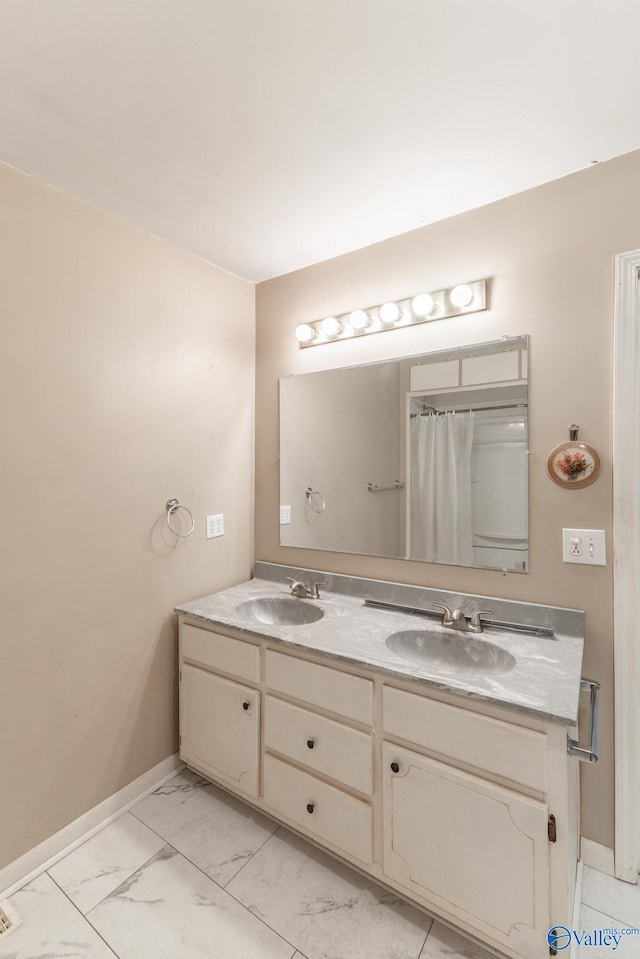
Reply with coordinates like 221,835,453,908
178,617,578,959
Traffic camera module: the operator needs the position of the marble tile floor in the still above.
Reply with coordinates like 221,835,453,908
0,770,637,959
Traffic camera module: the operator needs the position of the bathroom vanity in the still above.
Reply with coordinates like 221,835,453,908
176,563,589,959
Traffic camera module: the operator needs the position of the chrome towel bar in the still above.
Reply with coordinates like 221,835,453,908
367,480,405,493
567,678,600,763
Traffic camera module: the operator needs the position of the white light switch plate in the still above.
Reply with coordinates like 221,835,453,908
280,505,291,525
206,514,224,539
562,529,606,565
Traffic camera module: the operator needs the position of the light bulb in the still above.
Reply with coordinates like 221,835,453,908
379,301,401,325
321,316,342,337
450,284,474,308
411,293,435,317
349,309,370,331
295,323,316,343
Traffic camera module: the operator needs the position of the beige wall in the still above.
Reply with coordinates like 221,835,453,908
256,149,640,849
0,163,255,870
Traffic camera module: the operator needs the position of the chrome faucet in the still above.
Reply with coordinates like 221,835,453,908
286,577,324,599
433,604,493,633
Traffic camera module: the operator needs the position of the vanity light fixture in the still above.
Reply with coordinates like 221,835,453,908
295,279,488,348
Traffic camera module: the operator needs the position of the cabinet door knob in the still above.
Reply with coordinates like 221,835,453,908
242,701,250,711
390,761,400,773
306,803,314,814
306,739,315,749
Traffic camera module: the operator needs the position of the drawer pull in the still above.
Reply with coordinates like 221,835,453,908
390,761,400,773
242,701,250,711
306,802,315,814
306,739,315,749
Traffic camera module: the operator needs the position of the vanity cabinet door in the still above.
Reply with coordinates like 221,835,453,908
180,664,259,798
383,743,550,959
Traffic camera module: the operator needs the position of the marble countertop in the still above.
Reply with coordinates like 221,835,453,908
176,576,584,725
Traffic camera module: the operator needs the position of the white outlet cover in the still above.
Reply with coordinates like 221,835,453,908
280,505,291,524
562,528,606,565
206,514,224,539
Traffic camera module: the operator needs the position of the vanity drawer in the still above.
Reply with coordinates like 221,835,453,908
382,686,547,791
263,754,373,865
264,695,373,795
265,649,373,725
181,623,260,683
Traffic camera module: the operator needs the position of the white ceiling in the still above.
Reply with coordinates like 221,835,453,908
1,1,640,282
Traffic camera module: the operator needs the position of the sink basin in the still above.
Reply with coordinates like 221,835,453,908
385,629,516,674
236,597,324,626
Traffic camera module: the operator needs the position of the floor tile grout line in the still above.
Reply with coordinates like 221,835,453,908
219,838,437,959
163,839,301,954
415,920,433,958
45,871,121,959
218,875,301,956
128,800,282,892
582,882,640,921
221,824,282,889
580,900,640,931
80,846,171,916
90,831,303,957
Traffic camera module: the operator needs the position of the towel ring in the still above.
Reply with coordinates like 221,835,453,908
166,498,195,537
305,487,325,514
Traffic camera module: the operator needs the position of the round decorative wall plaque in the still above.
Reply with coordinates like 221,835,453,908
546,426,601,489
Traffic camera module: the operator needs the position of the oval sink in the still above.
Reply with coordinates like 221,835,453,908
236,597,324,627
385,629,516,674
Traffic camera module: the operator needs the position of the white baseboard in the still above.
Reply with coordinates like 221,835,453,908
580,837,615,877
0,753,184,900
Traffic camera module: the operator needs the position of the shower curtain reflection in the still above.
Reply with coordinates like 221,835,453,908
409,412,475,565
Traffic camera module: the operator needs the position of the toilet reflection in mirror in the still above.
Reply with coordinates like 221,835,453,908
280,336,529,573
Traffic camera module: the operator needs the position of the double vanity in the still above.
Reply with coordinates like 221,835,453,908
176,561,590,959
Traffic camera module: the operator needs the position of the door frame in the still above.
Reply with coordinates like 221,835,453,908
613,249,640,881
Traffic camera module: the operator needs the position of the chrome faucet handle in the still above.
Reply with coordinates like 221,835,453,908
432,603,453,624
286,577,308,598
468,610,494,633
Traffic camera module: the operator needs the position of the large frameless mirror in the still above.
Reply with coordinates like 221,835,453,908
279,336,529,573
